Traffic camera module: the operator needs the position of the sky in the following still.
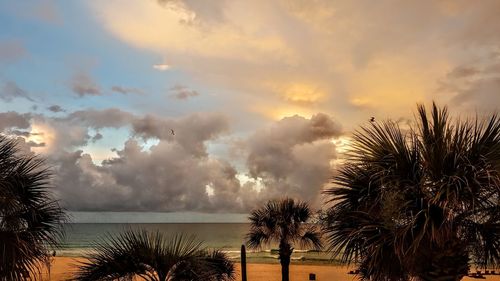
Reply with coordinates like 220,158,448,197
1,0,500,217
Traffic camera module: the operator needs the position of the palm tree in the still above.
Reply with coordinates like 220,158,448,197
0,136,65,280
246,198,322,281
72,229,235,281
323,103,500,281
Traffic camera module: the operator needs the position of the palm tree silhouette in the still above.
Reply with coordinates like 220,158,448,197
72,229,235,281
324,103,500,281
0,136,65,280
247,198,322,281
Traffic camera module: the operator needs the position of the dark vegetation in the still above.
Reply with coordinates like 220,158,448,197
71,230,235,281
0,136,65,280
323,103,500,281
246,198,322,281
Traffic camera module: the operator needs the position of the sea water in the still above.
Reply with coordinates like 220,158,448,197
56,223,332,264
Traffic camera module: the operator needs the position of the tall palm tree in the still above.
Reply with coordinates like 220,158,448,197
323,103,500,281
246,198,322,281
0,136,65,280
72,229,235,281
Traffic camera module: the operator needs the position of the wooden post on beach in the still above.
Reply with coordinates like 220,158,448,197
241,244,247,281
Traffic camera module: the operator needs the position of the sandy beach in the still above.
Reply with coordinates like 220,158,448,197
37,257,500,281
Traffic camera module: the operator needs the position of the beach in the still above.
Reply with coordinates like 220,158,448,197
41,257,500,281
40,257,355,280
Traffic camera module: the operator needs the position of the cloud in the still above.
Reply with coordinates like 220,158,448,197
0,106,342,212
53,142,214,211
242,113,341,207
447,66,480,79
91,132,103,142
48,111,340,212
49,112,236,211
8,130,31,137
169,85,199,100
0,112,31,131
132,112,229,156
26,140,46,147
156,0,227,24
111,86,144,95
438,50,500,110
0,40,26,63
65,108,135,129
153,63,170,71
87,0,500,128
70,71,101,97
12,137,46,155
47,105,65,113
0,81,33,102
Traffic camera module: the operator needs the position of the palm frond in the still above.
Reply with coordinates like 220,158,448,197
323,103,500,280
246,198,319,251
71,229,235,281
0,135,65,280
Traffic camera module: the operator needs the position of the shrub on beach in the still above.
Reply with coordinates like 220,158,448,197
72,229,235,281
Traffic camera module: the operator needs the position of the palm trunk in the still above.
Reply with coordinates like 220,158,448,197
280,255,290,281
279,241,293,281
241,244,247,281
415,240,469,281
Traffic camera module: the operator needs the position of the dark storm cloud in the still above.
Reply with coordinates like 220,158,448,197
13,137,45,155
54,139,244,211
35,108,136,152
9,130,31,137
52,112,236,212
447,66,480,79
47,105,65,113
52,112,341,212
169,85,199,100
111,86,144,95
0,112,31,130
0,81,33,102
65,108,135,129
0,107,342,212
91,132,103,142
242,113,341,208
26,140,45,147
132,113,229,156
439,51,500,110
70,71,101,97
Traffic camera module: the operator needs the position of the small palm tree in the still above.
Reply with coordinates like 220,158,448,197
72,229,235,281
323,103,500,281
246,198,322,281
0,136,65,280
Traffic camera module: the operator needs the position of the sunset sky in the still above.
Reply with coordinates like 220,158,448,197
1,1,499,216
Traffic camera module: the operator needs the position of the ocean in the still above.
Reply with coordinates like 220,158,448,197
57,223,332,264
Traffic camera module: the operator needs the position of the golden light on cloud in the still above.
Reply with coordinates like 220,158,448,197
152,63,170,71
89,0,293,62
333,136,352,154
86,0,483,130
350,98,371,108
283,83,325,105
28,123,55,154
348,56,449,115
253,104,316,120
